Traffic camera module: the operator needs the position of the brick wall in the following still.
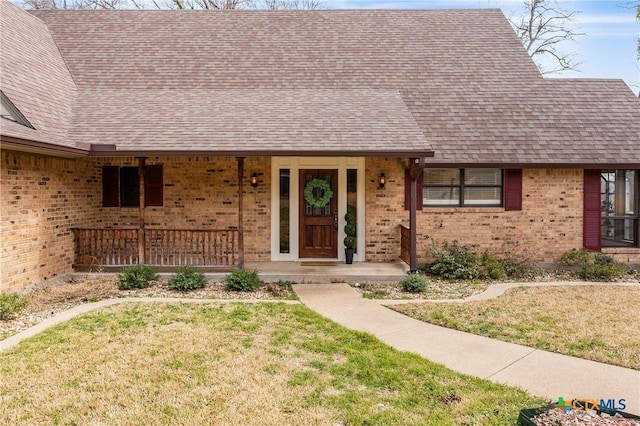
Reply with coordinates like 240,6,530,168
1,153,271,292
364,163,625,264
1,150,101,292
88,156,271,261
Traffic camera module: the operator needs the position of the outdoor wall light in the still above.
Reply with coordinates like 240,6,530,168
378,173,386,189
251,173,258,188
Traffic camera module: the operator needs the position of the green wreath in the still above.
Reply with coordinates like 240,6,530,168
304,178,333,208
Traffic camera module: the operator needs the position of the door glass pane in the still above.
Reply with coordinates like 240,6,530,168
347,169,357,253
625,170,636,215
279,169,290,253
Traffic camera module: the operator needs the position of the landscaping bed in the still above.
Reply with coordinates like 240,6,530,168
0,275,295,341
519,405,640,425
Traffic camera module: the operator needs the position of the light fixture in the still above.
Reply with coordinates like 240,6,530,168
378,173,386,189
251,173,258,188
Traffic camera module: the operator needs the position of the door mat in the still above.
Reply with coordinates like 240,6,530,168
300,261,337,266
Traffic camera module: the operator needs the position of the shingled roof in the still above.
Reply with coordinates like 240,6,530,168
1,1,638,165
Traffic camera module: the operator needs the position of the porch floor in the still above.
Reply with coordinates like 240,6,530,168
71,261,410,284
244,260,410,284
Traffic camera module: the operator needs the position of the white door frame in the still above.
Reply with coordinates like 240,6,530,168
270,157,365,262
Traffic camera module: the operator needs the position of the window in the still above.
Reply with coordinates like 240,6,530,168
601,170,638,247
423,168,503,207
102,165,163,207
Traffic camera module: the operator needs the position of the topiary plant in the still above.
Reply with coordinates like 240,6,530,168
117,264,159,290
400,273,428,293
169,265,207,291
224,268,261,292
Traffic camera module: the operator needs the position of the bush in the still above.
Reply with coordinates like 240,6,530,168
427,240,484,280
169,265,207,292
426,239,538,281
0,292,29,320
559,249,630,282
117,264,159,290
400,274,428,293
225,268,261,292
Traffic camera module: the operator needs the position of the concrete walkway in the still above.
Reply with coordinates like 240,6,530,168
293,283,640,414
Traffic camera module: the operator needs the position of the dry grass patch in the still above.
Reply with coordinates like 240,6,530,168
0,302,544,425
392,286,640,369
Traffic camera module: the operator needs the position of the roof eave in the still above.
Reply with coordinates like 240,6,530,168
1,135,90,158
87,149,437,158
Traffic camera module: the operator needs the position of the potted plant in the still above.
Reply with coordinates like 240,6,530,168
344,206,356,264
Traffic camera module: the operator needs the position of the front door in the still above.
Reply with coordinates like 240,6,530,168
299,169,338,258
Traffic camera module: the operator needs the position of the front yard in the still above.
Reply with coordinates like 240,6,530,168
0,302,544,425
391,285,640,370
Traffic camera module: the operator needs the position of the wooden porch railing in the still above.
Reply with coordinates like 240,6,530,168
399,224,410,265
72,228,239,268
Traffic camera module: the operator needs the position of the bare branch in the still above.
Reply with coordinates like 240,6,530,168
509,0,584,75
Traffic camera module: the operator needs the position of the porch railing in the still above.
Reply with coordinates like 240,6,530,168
399,224,410,265
72,228,239,268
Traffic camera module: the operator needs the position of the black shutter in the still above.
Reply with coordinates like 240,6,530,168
583,169,601,251
145,164,163,207
102,166,119,207
404,169,423,211
504,169,523,211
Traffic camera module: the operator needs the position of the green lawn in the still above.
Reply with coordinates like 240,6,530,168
392,285,640,370
0,302,544,425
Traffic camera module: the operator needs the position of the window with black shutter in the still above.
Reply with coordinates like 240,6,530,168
102,165,163,208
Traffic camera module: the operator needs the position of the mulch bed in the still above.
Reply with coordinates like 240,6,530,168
1,276,294,341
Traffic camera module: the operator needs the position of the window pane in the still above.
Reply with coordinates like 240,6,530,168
423,187,460,205
465,169,502,185
625,170,636,215
279,169,290,253
424,169,459,185
463,187,501,206
120,167,139,207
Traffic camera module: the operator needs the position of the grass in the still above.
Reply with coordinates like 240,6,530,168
0,303,544,425
391,286,640,370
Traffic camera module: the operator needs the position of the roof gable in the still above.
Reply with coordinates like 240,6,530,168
0,0,77,149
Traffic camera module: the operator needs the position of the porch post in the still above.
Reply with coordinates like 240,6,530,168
408,157,425,273
237,157,245,268
137,157,146,264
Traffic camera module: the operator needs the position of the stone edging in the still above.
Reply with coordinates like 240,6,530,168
0,297,300,353
378,281,640,305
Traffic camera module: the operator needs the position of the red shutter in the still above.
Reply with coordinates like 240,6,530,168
404,169,423,210
504,169,523,211
583,169,601,251
102,166,119,207
145,164,163,207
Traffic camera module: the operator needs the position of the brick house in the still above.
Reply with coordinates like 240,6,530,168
1,0,639,292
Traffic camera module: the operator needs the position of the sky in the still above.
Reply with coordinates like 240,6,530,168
322,0,640,94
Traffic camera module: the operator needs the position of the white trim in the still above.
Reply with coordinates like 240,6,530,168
271,157,365,262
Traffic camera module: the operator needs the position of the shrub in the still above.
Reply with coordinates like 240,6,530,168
0,292,29,320
117,264,159,290
426,239,538,281
559,249,630,282
427,240,483,280
225,268,261,292
169,265,207,292
400,274,428,293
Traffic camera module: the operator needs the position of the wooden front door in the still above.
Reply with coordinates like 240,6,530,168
299,169,338,258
